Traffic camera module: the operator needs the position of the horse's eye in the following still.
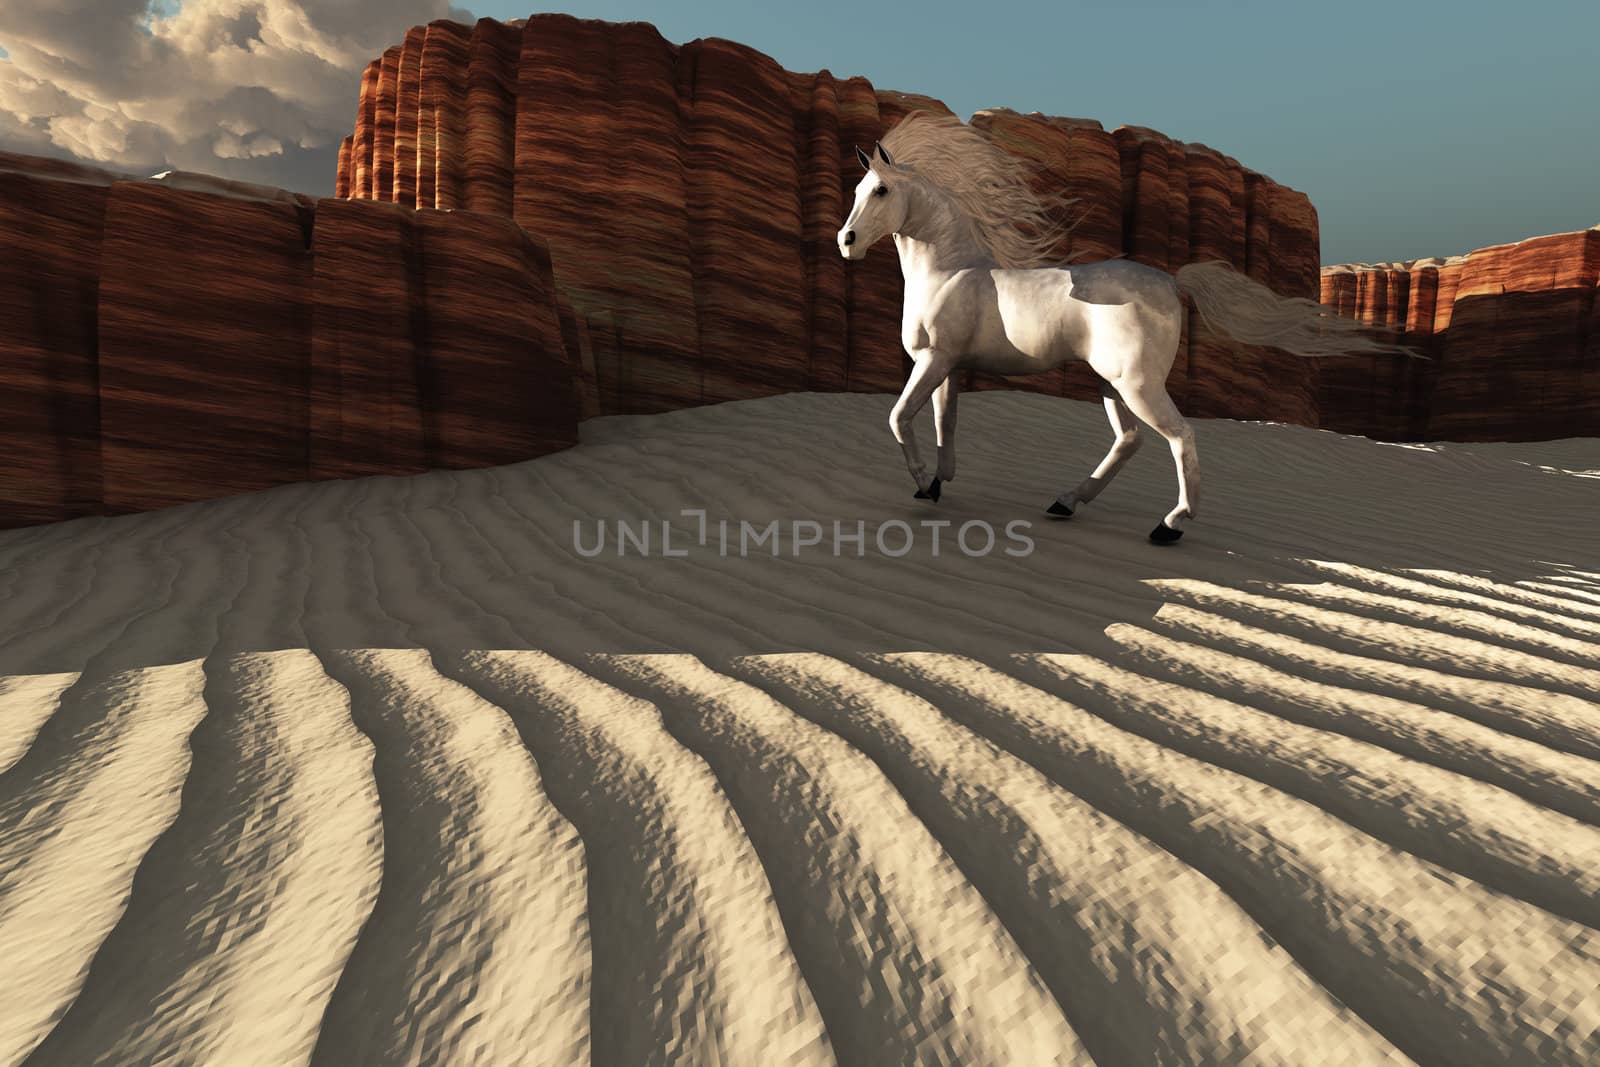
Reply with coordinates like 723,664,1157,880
874,185,888,197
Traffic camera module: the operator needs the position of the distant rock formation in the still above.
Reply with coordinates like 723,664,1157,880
337,13,1325,424
1321,227,1600,441
0,152,583,530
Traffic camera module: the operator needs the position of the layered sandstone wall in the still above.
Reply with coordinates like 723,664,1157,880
1321,228,1600,440
339,14,1325,426
0,152,584,530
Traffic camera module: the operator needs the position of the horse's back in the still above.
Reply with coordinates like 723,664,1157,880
979,258,1181,377
1061,257,1181,309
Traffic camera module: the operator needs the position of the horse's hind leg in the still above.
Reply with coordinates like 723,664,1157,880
934,375,958,482
1047,383,1142,516
1115,379,1200,544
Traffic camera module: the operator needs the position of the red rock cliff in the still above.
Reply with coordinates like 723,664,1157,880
0,152,584,530
339,13,1325,425
1321,228,1600,441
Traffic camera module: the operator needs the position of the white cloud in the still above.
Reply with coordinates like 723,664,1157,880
213,129,282,158
0,0,476,193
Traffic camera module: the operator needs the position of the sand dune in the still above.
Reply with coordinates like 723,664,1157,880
1,391,1598,1065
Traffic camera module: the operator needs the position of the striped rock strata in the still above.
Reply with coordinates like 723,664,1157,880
338,13,1324,424
1321,227,1600,440
0,151,585,530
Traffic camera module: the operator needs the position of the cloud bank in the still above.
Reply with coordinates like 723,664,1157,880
0,0,472,194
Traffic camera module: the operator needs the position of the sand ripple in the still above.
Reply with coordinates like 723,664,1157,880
2,392,1597,1065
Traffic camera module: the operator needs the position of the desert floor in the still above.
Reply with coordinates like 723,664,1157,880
2,391,1598,1066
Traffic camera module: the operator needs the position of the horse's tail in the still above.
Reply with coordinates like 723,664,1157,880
1173,261,1426,359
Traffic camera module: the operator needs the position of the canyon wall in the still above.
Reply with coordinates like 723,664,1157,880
17,16,1588,529
0,152,584,530
338,13,1326,427
1321,228,1600,440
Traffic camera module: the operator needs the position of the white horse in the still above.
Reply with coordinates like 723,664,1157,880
837,111,1418,543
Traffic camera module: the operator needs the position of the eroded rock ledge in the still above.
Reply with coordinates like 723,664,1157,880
0,152,584,529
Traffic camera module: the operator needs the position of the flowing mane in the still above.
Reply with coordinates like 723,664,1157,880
878,110,1078,270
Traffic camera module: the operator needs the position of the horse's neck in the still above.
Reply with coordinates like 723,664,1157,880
894,186,992,283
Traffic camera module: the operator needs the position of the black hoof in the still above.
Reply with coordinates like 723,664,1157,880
1045,499,1074,518
913,477,942,502
1149,522,1184,545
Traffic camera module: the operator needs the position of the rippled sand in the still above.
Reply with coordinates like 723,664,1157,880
2,391,1597,1065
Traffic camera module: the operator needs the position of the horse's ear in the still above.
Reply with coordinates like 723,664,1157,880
854,144,872,171
874,141,895,166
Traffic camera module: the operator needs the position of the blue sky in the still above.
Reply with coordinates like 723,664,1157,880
468,0,1598,265
1,1,1594,264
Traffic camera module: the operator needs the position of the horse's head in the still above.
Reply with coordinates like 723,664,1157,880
838,141,907,260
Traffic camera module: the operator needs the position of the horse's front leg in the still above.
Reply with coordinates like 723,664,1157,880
890,350,954,500
934,374,958,482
